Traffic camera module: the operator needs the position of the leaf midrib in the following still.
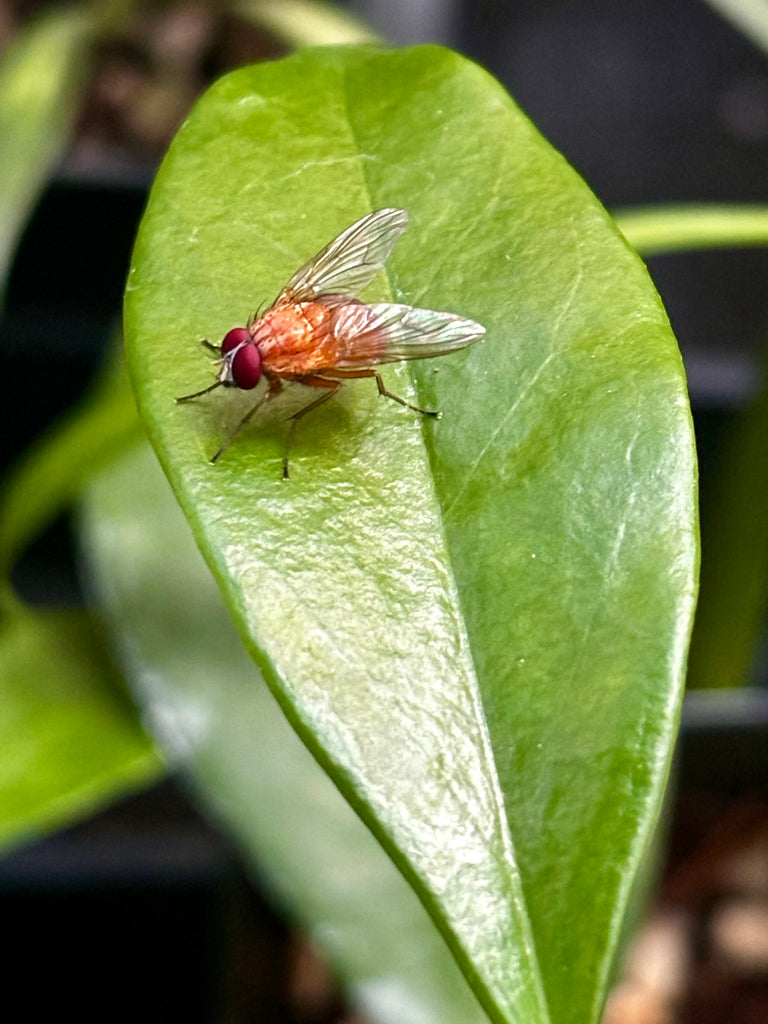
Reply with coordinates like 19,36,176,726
338,50,550,1024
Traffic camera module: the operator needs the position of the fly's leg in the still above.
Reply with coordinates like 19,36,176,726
210,379,282,464
175,340,225,401
373,370,440,418
328,368,440,418
283,377,341,479
176,380,223,402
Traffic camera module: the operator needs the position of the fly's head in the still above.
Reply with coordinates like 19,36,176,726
217,327,262,390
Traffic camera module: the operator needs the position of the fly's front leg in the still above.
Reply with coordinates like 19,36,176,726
330,368,440,418
175,340,226,401
176,380,223,402
210,379,282,463
284,377,341,479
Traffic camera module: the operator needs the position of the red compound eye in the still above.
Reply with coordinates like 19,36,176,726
231,343,262,390
220,327,251,355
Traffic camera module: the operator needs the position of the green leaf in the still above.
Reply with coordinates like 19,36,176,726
687,372,768,689
0,354,159,854
614,202,768,689
0,7,92,302
125,45,697,1024
81,439,489,1024
0,348,143,581
0,602,161,853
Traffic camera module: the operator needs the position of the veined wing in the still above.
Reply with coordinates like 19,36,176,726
329,302,485,368
275,208,409,304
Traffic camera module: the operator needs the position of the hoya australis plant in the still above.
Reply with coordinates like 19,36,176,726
0,38,694,1024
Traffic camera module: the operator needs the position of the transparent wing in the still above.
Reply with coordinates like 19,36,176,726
329,302,485,368
275,208,409,304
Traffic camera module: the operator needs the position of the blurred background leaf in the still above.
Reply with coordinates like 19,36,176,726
0,7,92,305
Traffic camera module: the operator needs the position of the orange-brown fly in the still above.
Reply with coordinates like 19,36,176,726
176,208,485,477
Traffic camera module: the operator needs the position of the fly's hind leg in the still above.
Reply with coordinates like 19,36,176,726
284,377,341,479
330,368,440,418
374,370,440,418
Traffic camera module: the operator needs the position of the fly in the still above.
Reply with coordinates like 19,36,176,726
176,208,485,478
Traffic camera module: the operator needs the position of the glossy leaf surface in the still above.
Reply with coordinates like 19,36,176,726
125,46,698,1023
81,439,488,1024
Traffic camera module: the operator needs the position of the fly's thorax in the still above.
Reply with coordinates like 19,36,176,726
252,300,338,375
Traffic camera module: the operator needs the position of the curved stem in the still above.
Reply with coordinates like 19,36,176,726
614,204,768,257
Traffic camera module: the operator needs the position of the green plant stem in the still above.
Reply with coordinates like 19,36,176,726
615,204,768,256
234,0,381,46
700,0,768,58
